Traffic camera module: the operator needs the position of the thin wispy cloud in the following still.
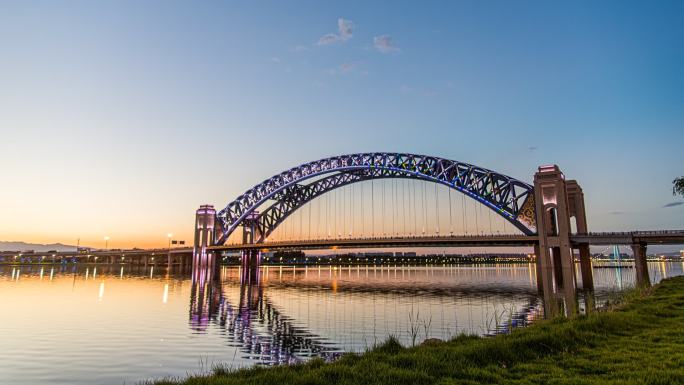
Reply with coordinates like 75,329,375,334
338,18,353,40
317,18,354,45
318,34,339,45
663,202,684,208
374,35,399,53
326,62,362,75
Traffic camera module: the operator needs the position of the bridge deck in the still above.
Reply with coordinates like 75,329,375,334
3,231,682,258
211,230,684,252
211,235,538,251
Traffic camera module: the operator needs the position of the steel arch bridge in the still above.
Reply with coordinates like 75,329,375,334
215,153,537,245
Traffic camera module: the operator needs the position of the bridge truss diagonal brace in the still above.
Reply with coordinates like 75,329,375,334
215,153,537,245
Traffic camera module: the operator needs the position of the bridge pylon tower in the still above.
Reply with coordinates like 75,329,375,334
193,204,217,273
534,165,592,316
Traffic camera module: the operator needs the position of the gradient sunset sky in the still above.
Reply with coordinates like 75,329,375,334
1,1,683,248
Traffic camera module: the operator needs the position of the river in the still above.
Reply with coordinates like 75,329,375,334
0,261,681,385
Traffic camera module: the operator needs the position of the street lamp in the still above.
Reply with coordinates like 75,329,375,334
167,233,173,268
104,236,110,250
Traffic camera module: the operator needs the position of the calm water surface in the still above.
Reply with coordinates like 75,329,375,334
0,262,682,385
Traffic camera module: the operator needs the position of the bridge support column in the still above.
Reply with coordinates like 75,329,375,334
559,246,577,315
238,212,262,284
631,243,651,287
536,245,556,297
578,244,594,290
552,247,564,287
241,249,261,284
536,245,560,317
567,180,594,293
534,244,544,292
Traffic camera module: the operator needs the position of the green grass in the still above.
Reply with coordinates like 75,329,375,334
151,277,684,385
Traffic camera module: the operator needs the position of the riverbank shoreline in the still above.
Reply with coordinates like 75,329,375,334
151,276,684,385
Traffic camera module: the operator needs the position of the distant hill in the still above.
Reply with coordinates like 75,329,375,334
0,241,84,252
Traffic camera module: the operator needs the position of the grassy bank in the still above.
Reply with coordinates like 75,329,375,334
154,277,684,385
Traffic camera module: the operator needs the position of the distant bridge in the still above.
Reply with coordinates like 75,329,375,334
570,230,684,246
0,247,193,267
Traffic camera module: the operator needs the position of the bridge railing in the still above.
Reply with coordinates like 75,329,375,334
632,230,684,235
574,230,684,237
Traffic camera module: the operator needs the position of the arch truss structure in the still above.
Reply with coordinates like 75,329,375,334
215,153,537,244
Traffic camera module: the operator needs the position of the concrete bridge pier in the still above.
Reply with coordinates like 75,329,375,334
552,245,578,316
566,181,594,292
240,212,262,284
534,244,544,292
631,243,651,286
578,244,594,290
535,244,555,294
240,249,261,285
534,165,580,316
552,248,565,288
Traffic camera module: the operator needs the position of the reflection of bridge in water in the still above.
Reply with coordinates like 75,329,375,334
189,265,341,365
188,263,551,363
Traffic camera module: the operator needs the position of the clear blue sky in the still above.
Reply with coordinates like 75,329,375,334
1,1,682,247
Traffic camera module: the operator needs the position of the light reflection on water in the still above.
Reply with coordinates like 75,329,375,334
0,262,681,385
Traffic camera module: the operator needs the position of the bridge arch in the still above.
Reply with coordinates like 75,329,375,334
215,153,537,244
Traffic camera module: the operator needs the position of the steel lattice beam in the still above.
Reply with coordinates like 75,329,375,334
215,153,536,244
